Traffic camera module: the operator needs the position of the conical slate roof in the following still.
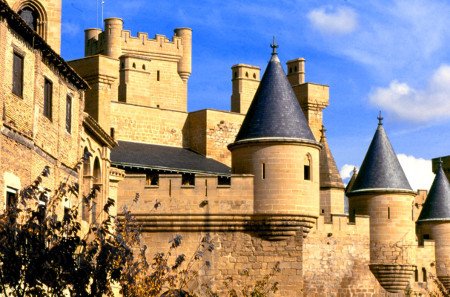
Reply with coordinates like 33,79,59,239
418,163,450,222
234,50,315,143
319,127,344,189
348,117,412,194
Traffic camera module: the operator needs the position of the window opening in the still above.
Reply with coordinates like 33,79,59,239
146,172,159,186
218,176,231,186
19,7,38,30
66,95,72,133
262,163,266,180
157,70,160,81
388,207,390,219
44,78,52,120
12,52,24,97
181,173,195,186
422,267,427,283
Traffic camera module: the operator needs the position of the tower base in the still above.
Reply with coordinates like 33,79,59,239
369,264,415,293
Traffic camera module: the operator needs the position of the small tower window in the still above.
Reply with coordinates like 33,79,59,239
414,268,418,282
132,63,136,69
181,173,195,186
234,71,237,78
262,163,266,180
388,207,390,219
294,66,298,72
253,73,256,79
157,70,160,81
289,67,292,73
304,155,311,181
19,7,38,31
245,72,248,78
142,64,146,70
422,267,427,283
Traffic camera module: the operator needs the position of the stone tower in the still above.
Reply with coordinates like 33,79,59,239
347,115,416,293
417,161,450,291
228,44,321,240
7,0,62,53
230,64,260,114
319,126,345,222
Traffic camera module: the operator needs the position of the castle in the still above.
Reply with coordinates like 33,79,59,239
0,0,450,296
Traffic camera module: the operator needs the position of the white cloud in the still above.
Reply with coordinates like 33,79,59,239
369,65,450,122
340,164,357,180
397,154,434,191
307,6,357,35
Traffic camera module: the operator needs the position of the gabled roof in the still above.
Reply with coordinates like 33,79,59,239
111,141,230,175
348,118,412,194
319,128,344,189
233,51,315,143
418,163,450,222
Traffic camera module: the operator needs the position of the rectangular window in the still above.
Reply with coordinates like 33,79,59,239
12,52,24,97
304,165,311,180
65,95,72,133
6,188,17,212
157,70,160,81
262,163,266,180
43,78,52,120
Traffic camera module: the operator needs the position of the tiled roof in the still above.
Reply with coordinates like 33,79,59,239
348,120,412,194
234,53,315,143
319,128,344,189
418,163,450,222
111,141,230,175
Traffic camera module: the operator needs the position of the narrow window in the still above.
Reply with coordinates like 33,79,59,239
12,52,24,97
5,188,17,212
388,207,390,219
43,78,52,120
304,155,311,181
414,268,418,282
132,63,136,69
205,179,208,197
262,163,266,180
169,179,172,197
157,70,160,81
65,95,72,133
422,267,427,283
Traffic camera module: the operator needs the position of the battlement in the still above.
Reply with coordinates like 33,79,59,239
314,213,370,235
85,27,185,60
117,173,255,215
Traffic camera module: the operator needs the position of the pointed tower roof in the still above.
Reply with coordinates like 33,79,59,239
418,162,450,222
319,126,344,189
345,167,358,194
233,42,316,144
348,114,413,195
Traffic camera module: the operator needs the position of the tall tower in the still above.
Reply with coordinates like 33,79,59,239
7,0,62,53
417,161,450,291
228,43,321,240
347,115,416,293
319,126,345,222
230,64,260,114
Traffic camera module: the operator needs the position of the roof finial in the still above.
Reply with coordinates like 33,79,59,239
377,111,383,126
320,125,327,139
438,158,443,168
270,36,279,55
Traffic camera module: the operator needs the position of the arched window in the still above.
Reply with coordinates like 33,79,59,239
16,2,47,40
92,157,102,223
422,267,427,283
304,154,312,181
19,7,38,30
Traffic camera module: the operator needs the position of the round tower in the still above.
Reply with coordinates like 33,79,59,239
84,28,102,56
228,42,321,240
417,161,450,291
347,114,416,293
174,28,192,82
104,18,123,59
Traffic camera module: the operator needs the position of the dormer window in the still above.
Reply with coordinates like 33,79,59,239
19,7,38,31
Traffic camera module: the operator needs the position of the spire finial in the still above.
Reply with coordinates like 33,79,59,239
438,158,443,168
320,125,327,139
270,36,279,55
377,111,383,126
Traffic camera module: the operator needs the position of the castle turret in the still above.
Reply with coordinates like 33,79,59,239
228,43,321,239
417,161,450,291
174,28,192,82
319,126,345,222
347,115,416,293
104,18,123,59
231,64,260,114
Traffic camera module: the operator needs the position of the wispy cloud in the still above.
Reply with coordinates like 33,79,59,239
62,22,80,37
369,64,450,122
307,6,357,35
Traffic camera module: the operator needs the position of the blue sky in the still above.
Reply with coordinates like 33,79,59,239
60,0,450,190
